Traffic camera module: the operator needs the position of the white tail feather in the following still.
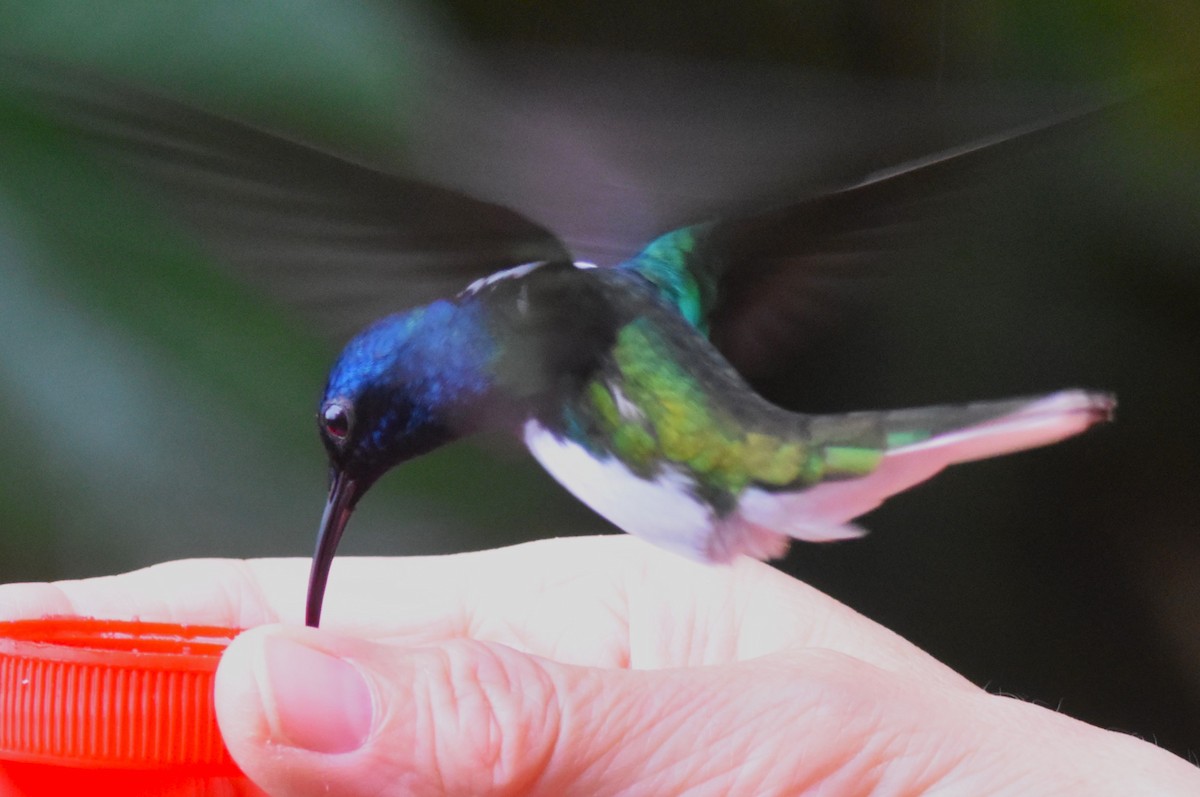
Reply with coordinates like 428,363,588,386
894,391,1112,463
734,390,1112,548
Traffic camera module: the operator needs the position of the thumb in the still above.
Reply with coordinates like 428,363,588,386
213,624,938,797
212,625,979,797
215,624,571,797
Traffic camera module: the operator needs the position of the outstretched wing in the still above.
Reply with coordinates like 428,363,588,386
4,60,571,340
620,100,1126,380
7,45,1120,347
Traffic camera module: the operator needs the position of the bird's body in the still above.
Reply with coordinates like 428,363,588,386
316,247,1113,596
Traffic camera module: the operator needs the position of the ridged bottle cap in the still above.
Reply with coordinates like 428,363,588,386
0,617,260,796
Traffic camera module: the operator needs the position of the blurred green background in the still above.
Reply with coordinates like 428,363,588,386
1,0,1198,758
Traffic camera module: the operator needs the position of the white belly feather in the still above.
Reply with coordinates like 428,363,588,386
522,420,791,562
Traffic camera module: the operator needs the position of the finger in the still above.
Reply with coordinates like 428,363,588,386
0,536,964,681
0,558,294,628
214,624,879,797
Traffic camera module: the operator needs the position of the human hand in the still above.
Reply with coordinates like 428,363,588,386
1,536,1195,796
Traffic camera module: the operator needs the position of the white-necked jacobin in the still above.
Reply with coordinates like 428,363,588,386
4,59,1115,627
306,114,1116,625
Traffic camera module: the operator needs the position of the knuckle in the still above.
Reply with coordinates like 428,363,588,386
406,641,562,796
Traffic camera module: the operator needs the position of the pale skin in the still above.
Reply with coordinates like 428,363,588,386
0,536,1196,796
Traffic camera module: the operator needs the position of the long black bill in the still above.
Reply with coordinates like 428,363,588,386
305,470,360,627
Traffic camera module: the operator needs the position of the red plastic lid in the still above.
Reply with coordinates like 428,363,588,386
0,617,261,796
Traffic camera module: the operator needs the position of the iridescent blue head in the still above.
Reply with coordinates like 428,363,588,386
307,299,496,625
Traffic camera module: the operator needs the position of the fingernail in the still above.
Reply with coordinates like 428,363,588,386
258,635,373,753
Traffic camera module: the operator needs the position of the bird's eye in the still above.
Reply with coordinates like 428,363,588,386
321,401,353,442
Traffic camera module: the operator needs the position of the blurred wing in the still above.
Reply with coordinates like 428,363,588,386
3,60,572,339
620,99,1126,379
5,47,1124,348
413,47,1141,268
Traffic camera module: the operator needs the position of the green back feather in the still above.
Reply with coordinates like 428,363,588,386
620,227,715,333
570,318,881,503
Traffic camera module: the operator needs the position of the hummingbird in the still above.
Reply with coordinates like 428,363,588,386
307,132,1116,625
1,57,1117,628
